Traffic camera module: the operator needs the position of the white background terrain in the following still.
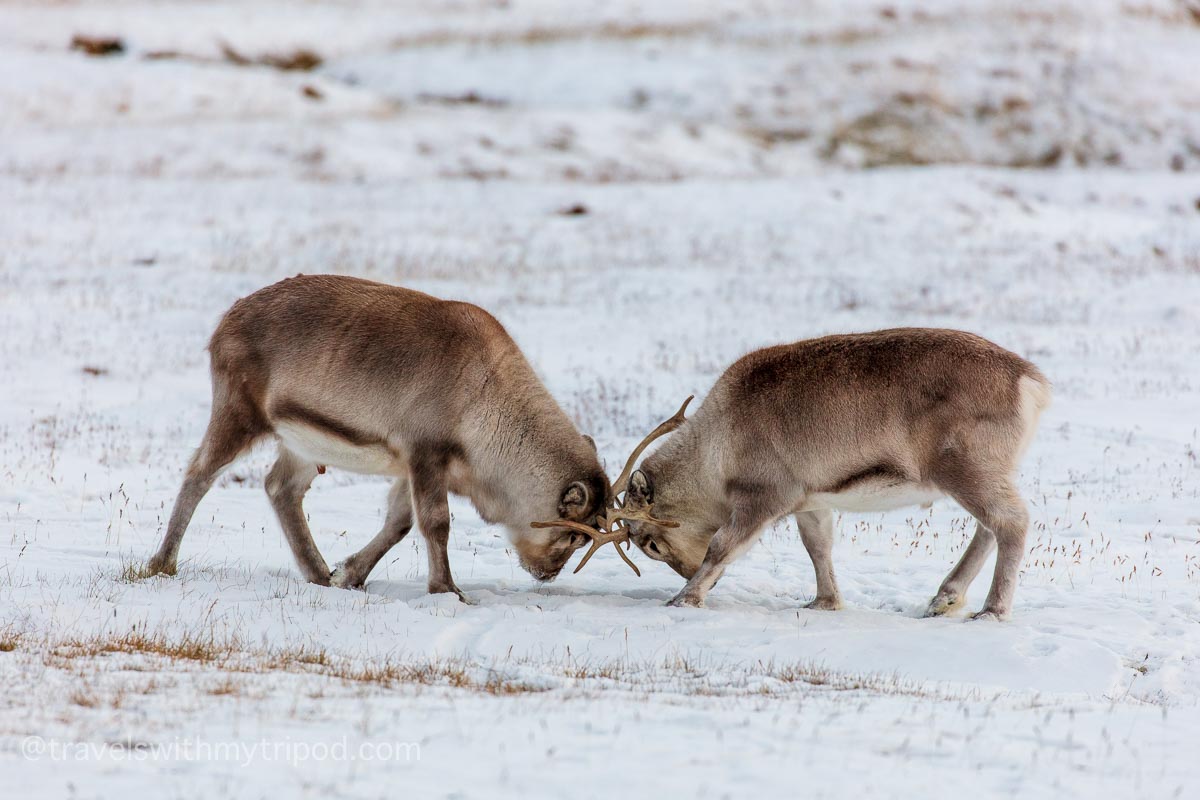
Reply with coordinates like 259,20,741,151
1,1,1199,797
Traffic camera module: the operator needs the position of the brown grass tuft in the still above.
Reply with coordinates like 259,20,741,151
69,687,100,708
116,560,167,583
54,629,239,664
0,629,20,653
391,20,713,49
70,35,124,57
218,42,322,71
207,677,242,696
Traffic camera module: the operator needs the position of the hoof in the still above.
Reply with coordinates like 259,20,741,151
429,584,474,604
329,564,365,590
666,593,704,608
924,592,962,618
804,596,843,611
145,558,177,578
969,609,1007,622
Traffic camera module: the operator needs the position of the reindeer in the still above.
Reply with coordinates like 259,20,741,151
147,275,608,601
549,329,1050,620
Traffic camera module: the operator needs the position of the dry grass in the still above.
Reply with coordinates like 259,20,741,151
69,687,100,708
52,629,238,664
116,559,169,583
70,35,124,57
0,628,20,653
390,20,714,49
4,624,986,702
335,660,542,694
30,628,545,696
143,43,322,72
217,42,322,72
760,662,947,699
207,676,242,697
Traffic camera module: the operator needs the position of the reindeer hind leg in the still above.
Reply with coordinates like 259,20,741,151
931,447,1029,621
148,376,266,575
925,521,996,617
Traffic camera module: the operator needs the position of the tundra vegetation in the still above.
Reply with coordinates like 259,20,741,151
1,1,1198,797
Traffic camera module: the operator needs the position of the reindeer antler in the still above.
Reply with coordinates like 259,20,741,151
610,395,693,498
530,518,641,576
529,396,693,576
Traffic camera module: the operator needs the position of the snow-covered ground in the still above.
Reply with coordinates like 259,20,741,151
2,1,1199,798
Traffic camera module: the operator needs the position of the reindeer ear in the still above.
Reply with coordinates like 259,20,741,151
627,470,653,506
558,481,590,520
582,434,597,452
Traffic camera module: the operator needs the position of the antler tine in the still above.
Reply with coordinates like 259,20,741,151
610,395,693,498
530,519,605,537
571,522,641,576
607,506,680,529
530,518,642,577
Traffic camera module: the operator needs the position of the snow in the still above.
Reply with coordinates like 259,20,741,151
2,1,1199,798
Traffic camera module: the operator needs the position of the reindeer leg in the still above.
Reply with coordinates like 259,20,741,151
966,487,1028,621
795,509,843,610
925,521,996,617
667,498,775,608
148,378,265,576
264,447,330,585
411,445,471,603
331,477,414,589
932,453,1029,620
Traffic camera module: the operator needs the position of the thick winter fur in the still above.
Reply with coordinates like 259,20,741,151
624,328,1051,620
148,275,608,599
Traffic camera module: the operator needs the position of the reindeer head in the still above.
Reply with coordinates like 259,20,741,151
530,397,693,578
620,465,720,578
515,461,610,582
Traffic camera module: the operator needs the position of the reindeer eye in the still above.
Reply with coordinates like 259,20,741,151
648,541,661,554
